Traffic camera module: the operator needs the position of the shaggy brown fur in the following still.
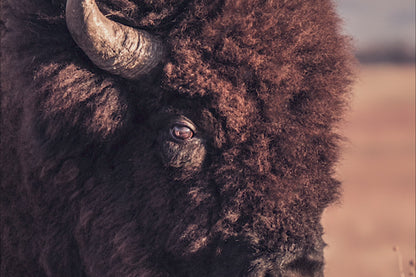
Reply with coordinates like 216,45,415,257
1,0,354,276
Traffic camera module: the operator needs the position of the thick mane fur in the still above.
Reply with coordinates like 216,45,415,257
1,0,354,276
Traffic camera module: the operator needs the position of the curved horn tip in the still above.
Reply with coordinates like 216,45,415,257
66,0,165,79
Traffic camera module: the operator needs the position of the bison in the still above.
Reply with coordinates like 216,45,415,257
0,0,354,276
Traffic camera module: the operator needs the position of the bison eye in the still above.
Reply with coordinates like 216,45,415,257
170,125,194,141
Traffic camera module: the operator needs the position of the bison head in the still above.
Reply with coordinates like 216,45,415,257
0,0,354,276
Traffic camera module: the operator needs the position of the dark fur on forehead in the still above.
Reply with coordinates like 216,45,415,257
163,0,354,242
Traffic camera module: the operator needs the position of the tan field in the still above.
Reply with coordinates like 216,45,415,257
323,64,416,277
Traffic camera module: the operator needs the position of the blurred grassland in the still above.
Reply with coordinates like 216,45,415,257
323,64,416,277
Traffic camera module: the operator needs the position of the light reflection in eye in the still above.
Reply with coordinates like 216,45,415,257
170,125,194,141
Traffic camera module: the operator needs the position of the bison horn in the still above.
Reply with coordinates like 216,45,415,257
66,0,165,79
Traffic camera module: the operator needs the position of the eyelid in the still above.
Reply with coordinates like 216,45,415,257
169,117,197,134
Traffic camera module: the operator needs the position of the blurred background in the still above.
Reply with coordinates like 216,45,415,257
322,1,415,276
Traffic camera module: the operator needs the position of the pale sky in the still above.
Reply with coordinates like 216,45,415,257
335,0,415,50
